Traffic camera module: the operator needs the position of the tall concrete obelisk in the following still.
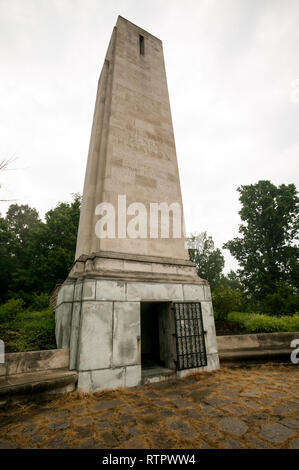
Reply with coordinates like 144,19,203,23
76,16,187,260
55,17,219,393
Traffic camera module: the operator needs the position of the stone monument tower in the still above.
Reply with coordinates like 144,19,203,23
55,16,219,392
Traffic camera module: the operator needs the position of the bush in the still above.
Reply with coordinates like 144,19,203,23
228,312,299,333
262,282,299,316
14,308,56,351
0,307,56,352
28,292,50,311
212,285,243,321
0,298,25,321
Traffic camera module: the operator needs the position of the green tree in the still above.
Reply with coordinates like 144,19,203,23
219,270,243,291
212,285,243,320
23,194,81,294
223,181,298,306
4,204,43,302
5,204,41,266
262,282,299,316
0,216,14,301
3,194,81,303
188,232,225,289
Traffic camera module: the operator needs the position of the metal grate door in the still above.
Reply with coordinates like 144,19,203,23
173,302,207,370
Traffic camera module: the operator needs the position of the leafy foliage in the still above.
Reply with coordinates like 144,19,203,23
28,293,51,312
219,270,243,291
0,194,81,305
262,282,299,316
0,308,56,352
212,285,243,320
223,181,298,304
188,232,225,289
0,217,14,300
0,298,25,321
228,312,299,333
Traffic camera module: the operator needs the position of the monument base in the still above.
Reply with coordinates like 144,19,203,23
55,252,220,393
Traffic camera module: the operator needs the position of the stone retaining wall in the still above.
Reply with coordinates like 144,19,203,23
218,332,299,351
0,349,69,378
2,331,298,380
218,332,299,363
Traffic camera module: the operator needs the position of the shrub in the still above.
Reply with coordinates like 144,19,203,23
20,308,56,350
0,298,25,321
262,282,299,316
228,312,299,333
4,308,56,352
0,307,56,352
28,292,50,311
212,286,243,321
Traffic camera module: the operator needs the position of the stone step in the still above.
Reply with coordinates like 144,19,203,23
141,366,177,385
0,368,78,406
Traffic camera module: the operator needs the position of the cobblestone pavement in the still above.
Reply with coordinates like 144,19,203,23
0,365,298,449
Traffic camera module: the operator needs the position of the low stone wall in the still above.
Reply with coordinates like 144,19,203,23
0,349,69,378
218,332,299,363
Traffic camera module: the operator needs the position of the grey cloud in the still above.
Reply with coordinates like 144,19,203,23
0,0,298,272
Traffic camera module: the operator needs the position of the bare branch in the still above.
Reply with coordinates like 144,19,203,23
0,157,17,172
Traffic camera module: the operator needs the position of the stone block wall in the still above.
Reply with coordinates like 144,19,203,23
55,278,219,392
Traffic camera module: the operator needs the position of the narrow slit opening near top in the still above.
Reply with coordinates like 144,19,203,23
139,35,145,55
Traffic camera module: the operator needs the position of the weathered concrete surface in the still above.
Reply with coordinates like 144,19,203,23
69,302,81,370
218,332,299,363
78,302,113,371
0,369,77,406
218,332,299,351
56,283,74,305
54,17,219,392
78,368,125,392
125,365,142,387
126,282,184,301
82,280,96,300
112,302,140,367
77,364,142,392
0,349,76,405
69,252,203,285
96,280,126,301
3,349,70,377
183,284,205,301
55,303,72,349
1,365,298,449
201,302,218,355
75,16,189,260
55,276,219,392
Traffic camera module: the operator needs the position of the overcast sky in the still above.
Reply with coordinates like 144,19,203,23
1,0,298,272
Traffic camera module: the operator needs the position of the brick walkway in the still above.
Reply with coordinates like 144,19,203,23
0,365,298,449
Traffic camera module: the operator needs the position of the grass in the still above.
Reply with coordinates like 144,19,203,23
0,307,56,353
228,311,299,333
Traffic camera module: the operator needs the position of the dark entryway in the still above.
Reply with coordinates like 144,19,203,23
140,302,176,373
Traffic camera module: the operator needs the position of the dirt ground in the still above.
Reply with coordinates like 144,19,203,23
0,365,298,449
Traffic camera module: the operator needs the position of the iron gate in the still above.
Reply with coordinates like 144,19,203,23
173,302,207,370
